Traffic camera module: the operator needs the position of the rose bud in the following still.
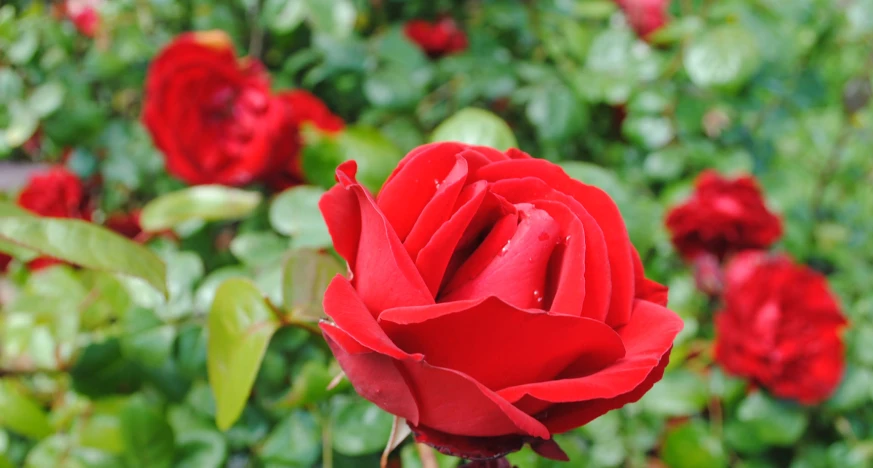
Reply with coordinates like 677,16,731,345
317,142,683,462
615,0,670,41
715,251,847,405
142,31,287,186
665,170,782,263
404,17,469,58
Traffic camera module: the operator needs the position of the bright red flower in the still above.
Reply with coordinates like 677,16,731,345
665,170,782,262
615,0,669,40
404,17,468,58
317,142,683,461
263,90,345,192
62,0,102,37
143,31,287,186
16,167,91,271
715,251,847,405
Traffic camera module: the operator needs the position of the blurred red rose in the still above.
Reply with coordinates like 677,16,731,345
143,31,287,186
318,142,682,461
106,211,144,241
16,167,92,271
0,254,11,273
59,0,102,37
665,170,782,262
616,0,669,40
404,17,468,58
715,251,847,405
263,90,345,192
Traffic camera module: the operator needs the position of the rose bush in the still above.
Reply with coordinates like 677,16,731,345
319,142,683,460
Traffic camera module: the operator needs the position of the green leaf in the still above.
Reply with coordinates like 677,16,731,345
282,249,344,320
661,420,727,468
727,391,808,450
684,24,761,90
277,361,333,409
331,396,394,456
259,411,321,466
207,279,281,431
139,186,262,232
269,186,332,249
431,107,518,150
7,30,38,65
302,126,405,193
0,210,167,297
640,369,709,416
0,380,52,440
304,0,356,39
120,399,175,468
70,339,144,398
525,85,589,143
229,232,288,266
4,100,38,148
28,82,65,117
175,430,227,468
263,0,306,33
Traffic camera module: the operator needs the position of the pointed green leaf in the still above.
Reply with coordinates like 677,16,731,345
0,380,52,440
207,279,280,431
140,186,262,232
282,249,344,320
0,211,167,297
269,186,332,249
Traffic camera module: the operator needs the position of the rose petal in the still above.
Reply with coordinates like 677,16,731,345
475,160,635,327
319,161,432,314
322,324,421,425
379,296,625,391
404,156,469,259
415,181,488,295
497,299,682,404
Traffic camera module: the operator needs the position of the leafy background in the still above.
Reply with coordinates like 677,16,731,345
1,0,873,467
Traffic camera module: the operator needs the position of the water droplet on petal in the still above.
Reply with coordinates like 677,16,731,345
533,290,543,304
434,179,441,189
564,235,572,244
500,240,511,255
528,257,533,263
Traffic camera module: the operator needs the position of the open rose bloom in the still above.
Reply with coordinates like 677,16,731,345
318,142,683,461
715,251,847,405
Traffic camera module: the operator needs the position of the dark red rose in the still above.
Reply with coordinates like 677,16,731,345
404,17,468,58
715,251,847,405
0,254,11,273
18,167,90,220
263,90,345,192
615,0,669,40
318,142,683,461
143,31,287,186
106,211,144,241
16,167,91,271
665,170,782,262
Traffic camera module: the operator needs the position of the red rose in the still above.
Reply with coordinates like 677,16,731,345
715,251,847,404
318,142,683,461
665,170,782,262
0,254,11,273
106,211,144,241
404,18,468,58
615,0,669,40
143,31,287,186
17,167,91,271
263,90,345,192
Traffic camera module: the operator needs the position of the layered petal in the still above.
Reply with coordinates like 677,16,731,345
319,162,433,314
379,297,624,391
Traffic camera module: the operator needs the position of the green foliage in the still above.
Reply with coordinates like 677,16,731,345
1,0,872,467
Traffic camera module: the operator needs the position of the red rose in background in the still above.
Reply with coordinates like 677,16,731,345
143,31,287,186
616,0,669,40
0,254,11,273
263,90,345,192
404,17,468,58
318,142,683,461
665,170,782,262
106,211,144,241
17,167,92,271
57,0,102,37
715,252,847,404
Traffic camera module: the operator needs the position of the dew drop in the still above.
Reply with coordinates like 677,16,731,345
434,179,441,189
564,235,572,244
533,290,543,304
528,257,534,263
500,240,511,255
538,232,549,241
